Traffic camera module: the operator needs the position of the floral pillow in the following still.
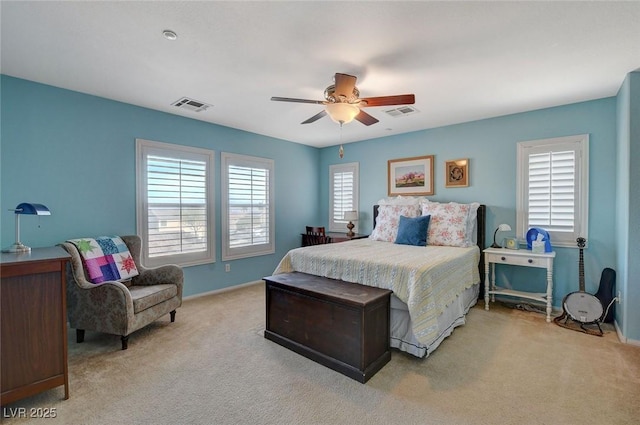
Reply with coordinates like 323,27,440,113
420,202,479,247
370,204,421,242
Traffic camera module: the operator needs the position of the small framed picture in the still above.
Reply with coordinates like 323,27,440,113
445,158,469,188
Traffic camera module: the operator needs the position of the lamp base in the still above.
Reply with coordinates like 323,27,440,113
490,242,502,249
346,221,355,237
2,242,31,253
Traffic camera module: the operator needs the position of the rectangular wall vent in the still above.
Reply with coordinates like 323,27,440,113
171,97,212,112
384,106,418,117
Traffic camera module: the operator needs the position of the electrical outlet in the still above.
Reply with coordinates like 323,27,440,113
225,264,230,272
617,291,622,304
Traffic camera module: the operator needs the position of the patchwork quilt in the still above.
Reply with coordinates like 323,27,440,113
67,236,139,284
273,238,479,345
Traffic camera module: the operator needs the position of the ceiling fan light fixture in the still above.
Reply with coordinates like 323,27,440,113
326,103,359,125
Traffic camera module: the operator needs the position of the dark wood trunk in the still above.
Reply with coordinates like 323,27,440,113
264,272,391,383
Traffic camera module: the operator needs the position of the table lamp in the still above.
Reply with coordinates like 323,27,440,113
491,223,511,248
2,203,51,253
343,210,358,237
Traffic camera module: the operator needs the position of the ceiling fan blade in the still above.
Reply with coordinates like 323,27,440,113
355,110,379,126
359,94,415,107
271,96,325,105
301,110,327,124
334,73,357,97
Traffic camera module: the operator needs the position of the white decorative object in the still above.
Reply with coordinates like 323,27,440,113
505,238,519,250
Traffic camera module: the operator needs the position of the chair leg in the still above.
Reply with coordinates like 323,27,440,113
170,310,176,322
121,335,129,350
76,329,85,343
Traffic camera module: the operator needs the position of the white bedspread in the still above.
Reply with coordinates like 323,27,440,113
273,238,480,345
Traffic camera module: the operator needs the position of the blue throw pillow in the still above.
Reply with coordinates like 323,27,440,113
395,215,431,246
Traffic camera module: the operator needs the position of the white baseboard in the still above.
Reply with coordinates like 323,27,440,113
183,280,263,301
614,320,640,346
615,320,627,343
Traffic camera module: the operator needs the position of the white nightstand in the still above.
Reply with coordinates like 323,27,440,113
483,247,556,322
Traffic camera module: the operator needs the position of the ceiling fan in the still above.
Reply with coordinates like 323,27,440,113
271,73,415,126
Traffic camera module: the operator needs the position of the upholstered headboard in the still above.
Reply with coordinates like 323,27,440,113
373,204,487,290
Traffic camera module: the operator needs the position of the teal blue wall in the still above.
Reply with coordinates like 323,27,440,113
629,72,640,341
615,75,631,336
320,98,619,311
0,76,321,297
616,71,640,341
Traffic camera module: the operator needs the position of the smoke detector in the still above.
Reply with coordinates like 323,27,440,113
171,97,212,113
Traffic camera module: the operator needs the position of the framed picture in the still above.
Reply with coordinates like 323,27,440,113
445,158,469,188
387,155,434,196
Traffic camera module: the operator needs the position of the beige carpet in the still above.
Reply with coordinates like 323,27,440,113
2,282,639,425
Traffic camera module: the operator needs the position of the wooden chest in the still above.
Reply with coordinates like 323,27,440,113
264,272,391,383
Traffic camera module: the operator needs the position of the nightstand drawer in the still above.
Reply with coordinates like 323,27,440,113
486,253,545,268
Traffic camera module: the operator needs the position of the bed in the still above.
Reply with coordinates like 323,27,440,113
273,198,486,358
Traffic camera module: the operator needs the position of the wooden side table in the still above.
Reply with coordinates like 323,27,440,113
325,232,369,243
300,232,368,246
1,246,71,405
483,247,556,322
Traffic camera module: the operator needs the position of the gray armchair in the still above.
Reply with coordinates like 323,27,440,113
60,235,183,350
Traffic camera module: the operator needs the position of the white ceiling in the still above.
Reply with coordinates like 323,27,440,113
2,1,639,148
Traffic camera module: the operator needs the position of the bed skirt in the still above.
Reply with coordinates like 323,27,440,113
390,283,479,358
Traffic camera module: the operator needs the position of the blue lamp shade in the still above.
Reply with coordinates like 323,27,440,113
15,203,51,216
2,203,51,253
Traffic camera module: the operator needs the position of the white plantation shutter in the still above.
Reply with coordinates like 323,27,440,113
333,171,354,221
329,163,359,232
228,165,269,248
528,151,575,231
136,139,215,267
146,156,207,255
222,153,274,260
517,135,588,247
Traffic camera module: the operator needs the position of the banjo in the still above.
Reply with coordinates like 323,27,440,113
562,237,604,325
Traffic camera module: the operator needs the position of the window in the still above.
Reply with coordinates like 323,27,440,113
221,152,274,260
329,162,359,232
136,139,215,267
516,134,589,248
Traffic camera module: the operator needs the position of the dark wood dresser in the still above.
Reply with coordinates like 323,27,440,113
1,247,71,405
264,272,391,383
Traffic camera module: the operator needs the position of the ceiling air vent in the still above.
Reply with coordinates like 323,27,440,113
384,106,419,117
171,97,211,112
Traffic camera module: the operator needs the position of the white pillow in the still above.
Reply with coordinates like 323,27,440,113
420,201,480,247
370,204,421,242
376,195,428,205
466,202,481,245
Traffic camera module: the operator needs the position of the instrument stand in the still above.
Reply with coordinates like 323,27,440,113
553,313,603,337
